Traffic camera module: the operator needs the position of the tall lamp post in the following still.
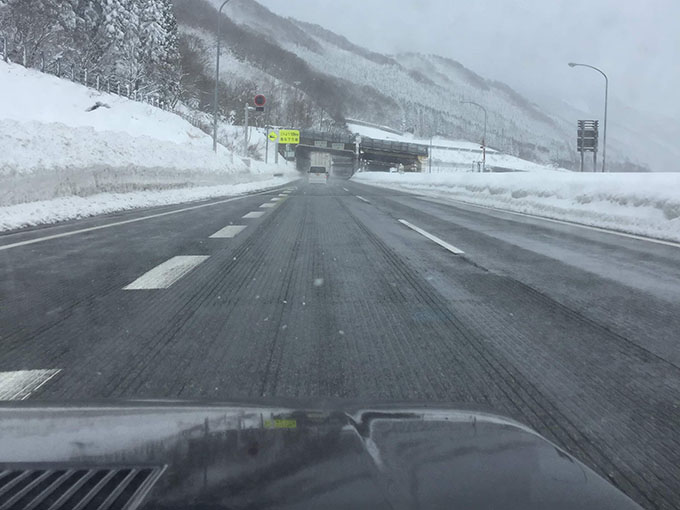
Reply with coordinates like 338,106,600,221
213,0,234,152
460,101,488,172
568,62,608,172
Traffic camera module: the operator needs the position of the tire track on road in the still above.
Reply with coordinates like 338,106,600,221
337,198,661,509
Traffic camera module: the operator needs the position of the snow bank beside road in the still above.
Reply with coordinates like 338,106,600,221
0,61,297,228
0,177,293,232
353,171,680,243
0,119,287,205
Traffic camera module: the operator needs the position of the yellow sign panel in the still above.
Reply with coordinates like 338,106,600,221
278,129,300,144
268,131,278,141
264,419,297,429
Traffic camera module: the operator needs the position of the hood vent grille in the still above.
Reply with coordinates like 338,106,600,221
0,465,164,510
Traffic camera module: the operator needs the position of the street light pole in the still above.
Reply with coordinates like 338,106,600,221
568,62,608,172
213,0,233,152
461,101,487,172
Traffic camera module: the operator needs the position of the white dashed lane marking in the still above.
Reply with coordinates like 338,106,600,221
270,197,281,202
260,203,276,209
355,195,370,203
398,219,465,255
0,189,280,253
417,195,680,250
124,256,210,290
243,211,266,219
210,225,247,238
0,369,62,400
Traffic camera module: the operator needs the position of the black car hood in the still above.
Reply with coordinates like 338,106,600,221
0,401,641,509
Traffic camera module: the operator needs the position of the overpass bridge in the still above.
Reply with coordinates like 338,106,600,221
278,129,430,173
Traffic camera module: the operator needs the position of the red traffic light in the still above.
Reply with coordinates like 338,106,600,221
254,94,266,107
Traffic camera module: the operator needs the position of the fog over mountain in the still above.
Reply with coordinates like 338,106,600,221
257,0,680,171
259,0,680,118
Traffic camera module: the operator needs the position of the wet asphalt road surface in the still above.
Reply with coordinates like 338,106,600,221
1,178,680,509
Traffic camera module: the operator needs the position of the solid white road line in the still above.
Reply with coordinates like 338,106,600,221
209,225,247,239
0,188,284,253
417,195,680,250
243,211,266,218
124,256,209,290
0,369,61,400
260,203,277,208
355,195,371,203
398,219,464,255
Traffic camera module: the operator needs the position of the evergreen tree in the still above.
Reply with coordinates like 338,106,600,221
157,0,181,103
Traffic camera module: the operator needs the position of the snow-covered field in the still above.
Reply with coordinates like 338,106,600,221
0,61,296,230
346,121,564,173
347,121,491,150
353,171,680,243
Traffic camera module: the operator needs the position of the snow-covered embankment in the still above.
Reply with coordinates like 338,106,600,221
353,171,680,243
0,61,296,231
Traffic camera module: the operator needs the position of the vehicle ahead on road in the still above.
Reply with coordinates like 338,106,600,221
308,165,328,184
308,151,331,183
0,401,641,510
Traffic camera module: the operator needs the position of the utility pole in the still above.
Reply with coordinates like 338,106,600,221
569,62,608,172
460,101,487,172
429,136,433,173
213,0,234,152
243,103,256,157
354,135,362,175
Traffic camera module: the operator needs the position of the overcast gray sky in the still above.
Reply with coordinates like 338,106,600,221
258,0,680,118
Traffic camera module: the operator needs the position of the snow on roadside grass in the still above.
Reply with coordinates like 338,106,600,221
0,176,295,232
0,61,210,145
353,171,680,243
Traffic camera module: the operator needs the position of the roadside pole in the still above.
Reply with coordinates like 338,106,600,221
354,135,362,175
213,0,234,152
275,134,279,164
429,136,433,173
482,138,486,172
265,126,269,164
243,103,248,157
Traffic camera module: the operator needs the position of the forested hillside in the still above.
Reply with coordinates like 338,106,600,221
0,0,181,102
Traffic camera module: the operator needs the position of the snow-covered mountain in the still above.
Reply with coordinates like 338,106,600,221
173,0,672,171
